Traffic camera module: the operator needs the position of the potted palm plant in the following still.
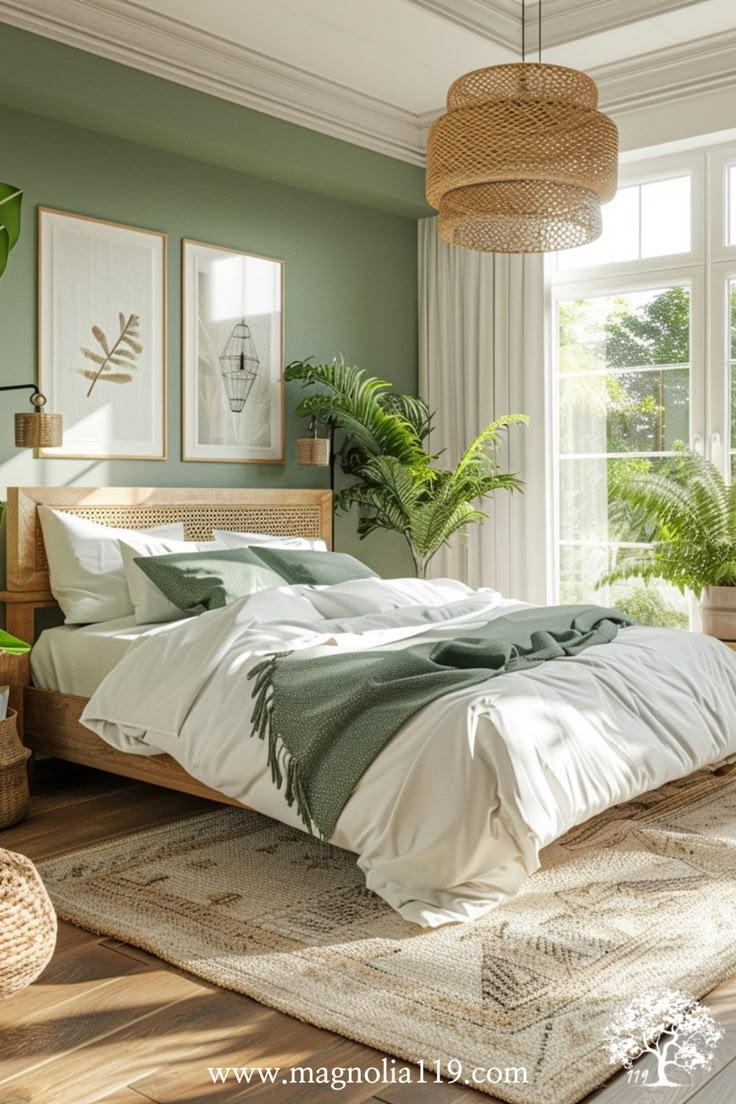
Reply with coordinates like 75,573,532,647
600,448,736,639
286,357,526,578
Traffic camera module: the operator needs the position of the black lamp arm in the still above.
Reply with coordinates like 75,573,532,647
0,383,48,407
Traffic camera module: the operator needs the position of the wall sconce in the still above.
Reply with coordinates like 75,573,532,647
1,383,63,448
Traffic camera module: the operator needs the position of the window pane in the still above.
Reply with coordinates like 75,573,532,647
729,166,736,246
641,176,691,257
558,288,690,375
557,285,692,623
559,457,673,543
559,544,689,627
731,279,736,446
560,368,689,455
557,185,639,270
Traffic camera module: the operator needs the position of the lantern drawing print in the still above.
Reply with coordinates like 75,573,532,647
182,239,284,463
219,321,260,413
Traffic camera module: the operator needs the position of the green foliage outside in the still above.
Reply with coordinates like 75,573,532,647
285,357,527,577
560,282,736,625
613,586,688,630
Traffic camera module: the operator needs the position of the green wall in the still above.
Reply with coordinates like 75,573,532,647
0,35,423,575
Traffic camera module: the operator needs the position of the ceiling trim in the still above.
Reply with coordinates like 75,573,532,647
538,0,707,48
404,0,706,52
402,0,519,52
1,0,735,167
592,28,736,113
0,0,426,164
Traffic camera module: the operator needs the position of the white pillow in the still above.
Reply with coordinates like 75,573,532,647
213,530,327,551
119,536,223,625
38,506,186,624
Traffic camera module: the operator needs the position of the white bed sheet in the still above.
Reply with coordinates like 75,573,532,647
80,578,736,928
31,616,188,698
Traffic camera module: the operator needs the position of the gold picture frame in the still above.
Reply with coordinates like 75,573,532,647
182,238,285,464
38,207,167,460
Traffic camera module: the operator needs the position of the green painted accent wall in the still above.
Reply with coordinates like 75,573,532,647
0,24,429,220
0,79,420,576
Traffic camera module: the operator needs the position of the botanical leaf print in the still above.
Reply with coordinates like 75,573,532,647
79,313,143,397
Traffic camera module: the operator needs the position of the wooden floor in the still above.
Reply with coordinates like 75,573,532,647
2,762,736,1104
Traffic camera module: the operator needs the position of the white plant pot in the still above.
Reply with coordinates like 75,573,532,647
701,586,736,641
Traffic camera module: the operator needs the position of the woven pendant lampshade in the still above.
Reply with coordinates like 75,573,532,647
426,62,618,253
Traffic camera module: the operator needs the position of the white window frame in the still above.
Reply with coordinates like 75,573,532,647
550,269,703,604
547,143,736,605
551,152,705,286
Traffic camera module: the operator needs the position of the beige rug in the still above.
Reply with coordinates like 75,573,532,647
38,769,736,1104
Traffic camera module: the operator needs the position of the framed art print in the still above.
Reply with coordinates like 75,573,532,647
182,239,284,463
38,208,166,459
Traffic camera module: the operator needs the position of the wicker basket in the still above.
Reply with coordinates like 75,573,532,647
0,848,57,998
0,709,30,829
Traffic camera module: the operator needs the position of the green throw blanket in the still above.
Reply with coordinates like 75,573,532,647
248,604,632,839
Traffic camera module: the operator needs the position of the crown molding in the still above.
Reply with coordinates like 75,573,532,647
402,0,519,52
404,0,705,52
1,0,735,168
538,0,706,48
0,0,426,164
592,27,736,113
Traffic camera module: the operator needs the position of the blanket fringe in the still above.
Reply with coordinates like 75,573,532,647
248,654,319,838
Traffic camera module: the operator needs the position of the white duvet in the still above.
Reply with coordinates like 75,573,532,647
81,577,736,927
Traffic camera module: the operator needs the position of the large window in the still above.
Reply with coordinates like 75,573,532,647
550,147,736,627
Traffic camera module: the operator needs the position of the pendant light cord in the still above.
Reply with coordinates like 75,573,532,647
538,0,542,62
522,0,525,62
521,0,542,63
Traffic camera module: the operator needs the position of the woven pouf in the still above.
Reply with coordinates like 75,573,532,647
0,848,57,999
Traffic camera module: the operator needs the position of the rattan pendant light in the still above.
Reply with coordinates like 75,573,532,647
426,0,618,253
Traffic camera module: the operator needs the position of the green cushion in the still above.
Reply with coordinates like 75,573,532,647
250,547,378,586
133,547,286,615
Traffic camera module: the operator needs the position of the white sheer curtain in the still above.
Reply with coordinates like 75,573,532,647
418,216,548,603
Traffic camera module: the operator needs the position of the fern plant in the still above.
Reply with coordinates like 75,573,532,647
286,357,526,577
599,448,736,598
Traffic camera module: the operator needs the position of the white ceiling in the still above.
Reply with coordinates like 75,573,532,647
1,0,735,163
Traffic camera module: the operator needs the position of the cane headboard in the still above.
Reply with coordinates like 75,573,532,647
4,486,333,595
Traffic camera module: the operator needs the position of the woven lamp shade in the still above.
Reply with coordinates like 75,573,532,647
297,436,330,467
426,63,619,254
14,411,63,448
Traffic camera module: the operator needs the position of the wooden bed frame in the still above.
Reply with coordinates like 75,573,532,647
1,486,332,806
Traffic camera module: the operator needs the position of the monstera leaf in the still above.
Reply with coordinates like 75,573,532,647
0,183,22,278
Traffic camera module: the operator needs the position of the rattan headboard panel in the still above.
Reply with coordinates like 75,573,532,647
6,487,333,594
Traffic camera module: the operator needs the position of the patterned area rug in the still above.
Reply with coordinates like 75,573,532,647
38,769,736,1104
